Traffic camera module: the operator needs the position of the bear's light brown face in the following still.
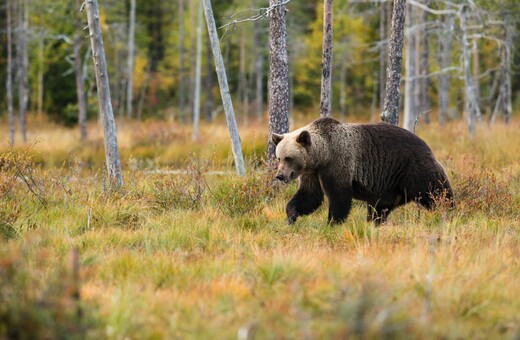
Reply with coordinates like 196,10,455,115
272,130,311,183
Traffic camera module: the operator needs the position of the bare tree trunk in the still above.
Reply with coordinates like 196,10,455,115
85,0,124,188
267,0,290,161
75,0,88,141
192,0,203,141
17,0,29,143
202,0,246,176
178,0,186,124
6,0,15,146
319,0,333,118
419,0,430,124
205,29,214,122
379,0,386,111
459,5,480,136
253,5,264,120
126,0,136,119
471,38,480,114
381,0,406,126
438,4,453,127
189,0,197,120
403,2,416,131
137,61,152,121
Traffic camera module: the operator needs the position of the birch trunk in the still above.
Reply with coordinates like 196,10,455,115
403,2,416,131
267,0,290,161
17,0,29,143
6,0,15,145
192,0,203,141
438,5,453,127
85,0,124,188
205,29,214,122
381,0,406,126
126,0,136,119
178,0,186,124
202,0,246,176
75,0,88,141
253,4,264,120
319,0,333,118
459,5,480,136
379,0,386,111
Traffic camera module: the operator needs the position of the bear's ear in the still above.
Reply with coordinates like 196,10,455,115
296,130,311,147
272,133,284,146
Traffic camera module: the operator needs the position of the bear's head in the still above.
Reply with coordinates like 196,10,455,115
272,130,311,183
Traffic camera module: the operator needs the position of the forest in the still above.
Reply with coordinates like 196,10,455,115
1,0,520,338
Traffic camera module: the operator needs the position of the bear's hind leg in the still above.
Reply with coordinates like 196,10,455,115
286,174,324,224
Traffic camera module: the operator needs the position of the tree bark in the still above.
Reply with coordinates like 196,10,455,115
6,0,15,146
437,4,453,127
403,2,416,131
75,0,88,141
419,0,430,124
379,0,386,112
202,0,246,176
253,4,264,120
178,0,187,124
319,0,333,118
381,0,406,126
205,29,214,122
192,0,203,141
267,0,290,162
459,5,480,136
126,0,136,119
85,0,124,188
17,0,29,143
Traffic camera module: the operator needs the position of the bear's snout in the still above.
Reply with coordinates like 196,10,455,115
275,171,294,184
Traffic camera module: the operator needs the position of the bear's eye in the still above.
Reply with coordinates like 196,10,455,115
284,157,292,162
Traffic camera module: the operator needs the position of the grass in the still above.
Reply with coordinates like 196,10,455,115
1,114,520,339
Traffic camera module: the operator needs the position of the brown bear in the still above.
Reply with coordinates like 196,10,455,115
272,117,454,225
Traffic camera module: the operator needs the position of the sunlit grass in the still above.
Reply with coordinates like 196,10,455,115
1,114,519,338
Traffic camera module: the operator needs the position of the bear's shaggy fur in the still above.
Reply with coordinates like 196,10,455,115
272,117,454,225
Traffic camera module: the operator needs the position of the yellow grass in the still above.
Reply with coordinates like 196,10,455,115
1,114,519,338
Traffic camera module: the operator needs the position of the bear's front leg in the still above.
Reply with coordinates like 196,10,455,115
286,173,324,224
321,181,353,225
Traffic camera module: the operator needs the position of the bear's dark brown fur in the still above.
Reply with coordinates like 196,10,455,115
272,117,454,225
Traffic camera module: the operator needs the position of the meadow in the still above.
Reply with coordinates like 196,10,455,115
1,114,519,339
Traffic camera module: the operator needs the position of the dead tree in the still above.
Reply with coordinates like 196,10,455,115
202,0,246,176
319,0,333,118
192,0,203,141
403,2,416,131
6,0,15,145
75,0,88,141
126,0,136,118
17,0,29,143
438,3,454,127
267,0,290,161
85,0,124,188
253,1,264,120
381,0,406,125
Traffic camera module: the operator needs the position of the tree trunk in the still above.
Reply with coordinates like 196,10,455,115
379,0,386,111
381,0,406,126
6,0,15,146
267,0,290,162
503,19,513,125
403,2,416,131
137,61,152,121
459,5,480,136
17,0,29,143
202,0,246,176
319,0,333,118
85,0,124,188
205,29,214,122
36,27,44,119
471,38,480,116
75,0,88,141
178,0,187,124
126,0,136,119
192,0,203,141
189,0,197,120
419,0,430,124
438,5,453,127
253,4,264,120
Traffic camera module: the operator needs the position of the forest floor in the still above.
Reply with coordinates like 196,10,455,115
1,115,519,339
